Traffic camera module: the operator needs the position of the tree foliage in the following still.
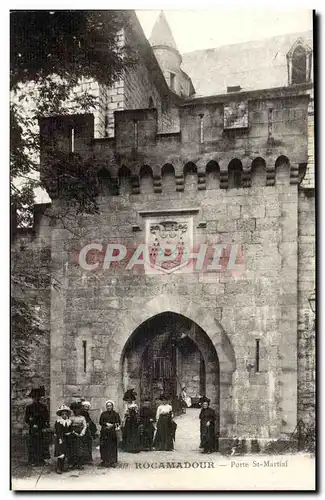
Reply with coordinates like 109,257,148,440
10,10,132,90
10,10,134,376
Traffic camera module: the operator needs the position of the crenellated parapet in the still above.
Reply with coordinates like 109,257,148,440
39,87,311,198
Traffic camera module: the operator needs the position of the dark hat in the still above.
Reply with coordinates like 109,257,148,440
160,393,168,401
201,396,210,404
28,386,45,398
70,401,83,411
123,389,137,402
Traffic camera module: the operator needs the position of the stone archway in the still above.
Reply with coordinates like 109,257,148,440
110,295,236,442
122,312,218,406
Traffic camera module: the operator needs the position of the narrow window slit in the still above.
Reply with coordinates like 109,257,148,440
199,114,204,144
133,120,138,150
82,340,87,373
71,127,75,153
255,339,260,372
268,108,273,137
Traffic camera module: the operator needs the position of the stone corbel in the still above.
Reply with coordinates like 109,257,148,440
197,171,206,191
175,174,185,192
241,159,252,188
152,164,162,193
265,162,276,186
289,163,300,185
219,160,229,189
196,160,206,191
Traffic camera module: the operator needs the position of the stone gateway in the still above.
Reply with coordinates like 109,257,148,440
11,11,315,454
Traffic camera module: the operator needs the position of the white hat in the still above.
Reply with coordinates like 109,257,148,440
56,404,71,416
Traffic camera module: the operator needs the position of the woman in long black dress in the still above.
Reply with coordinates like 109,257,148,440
139,399,155,451
54,404,72,474
80,401,97,464
99,400,121,467
24,386,50,466
153,394,176,451
69,402,87,469
199,397,216,453
122,403,141,453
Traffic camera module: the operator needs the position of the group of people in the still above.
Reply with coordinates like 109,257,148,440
24,386,217,474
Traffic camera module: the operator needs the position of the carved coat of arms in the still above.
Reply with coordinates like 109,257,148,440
146,219,192,274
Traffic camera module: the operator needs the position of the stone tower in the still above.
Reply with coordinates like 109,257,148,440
149,11,194,97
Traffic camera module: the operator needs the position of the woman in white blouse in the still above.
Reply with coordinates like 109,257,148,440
153,395,176,451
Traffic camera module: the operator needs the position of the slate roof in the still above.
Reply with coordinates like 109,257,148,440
182,31,313,97
149,11,179,51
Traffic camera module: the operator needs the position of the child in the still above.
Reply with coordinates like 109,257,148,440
54,405,72,474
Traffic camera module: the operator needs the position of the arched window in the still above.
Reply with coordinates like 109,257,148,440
292,46,307,84
287,38,312,85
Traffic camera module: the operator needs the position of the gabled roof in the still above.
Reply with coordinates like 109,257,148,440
182,31,313,97
149,11,179,52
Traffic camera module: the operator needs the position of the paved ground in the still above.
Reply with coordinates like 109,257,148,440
11,409,315,491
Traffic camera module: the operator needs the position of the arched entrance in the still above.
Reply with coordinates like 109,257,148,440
122,312,221,445
114,295,236,448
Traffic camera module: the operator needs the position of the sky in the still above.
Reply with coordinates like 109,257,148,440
136,9,313,53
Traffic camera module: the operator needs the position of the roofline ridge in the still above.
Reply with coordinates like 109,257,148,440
181,29,313,57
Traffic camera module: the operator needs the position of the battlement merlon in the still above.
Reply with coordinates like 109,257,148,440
38,84,312,180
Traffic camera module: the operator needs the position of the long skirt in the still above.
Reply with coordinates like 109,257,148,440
200,422,215,452
27,429,50,464
122,418,141,453
100,429,118,466
82,429,93,463
69,434,85,466
153,414,174,451
140,422,155,450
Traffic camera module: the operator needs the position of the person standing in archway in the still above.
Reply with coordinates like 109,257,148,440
99,400,121,467
181,385,192,409
153,394,176,451
199,397,216,454
139,398,156,451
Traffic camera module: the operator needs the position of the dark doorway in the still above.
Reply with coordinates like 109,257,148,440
122,312,219,425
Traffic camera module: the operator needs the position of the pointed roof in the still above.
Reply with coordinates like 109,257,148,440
149,11,179,52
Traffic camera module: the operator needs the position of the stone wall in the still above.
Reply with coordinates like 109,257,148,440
297,188,315,429
180,350,201,397
47,158,298,446
11,209,52,434
123,25,180,134
11,87,314,450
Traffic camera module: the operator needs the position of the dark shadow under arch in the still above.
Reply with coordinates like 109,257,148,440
162,163,175,192
121,311,221,442
183,162,198,191
228,159,243,189
251,157,266,186
140,165,154,194
206,160,220,190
